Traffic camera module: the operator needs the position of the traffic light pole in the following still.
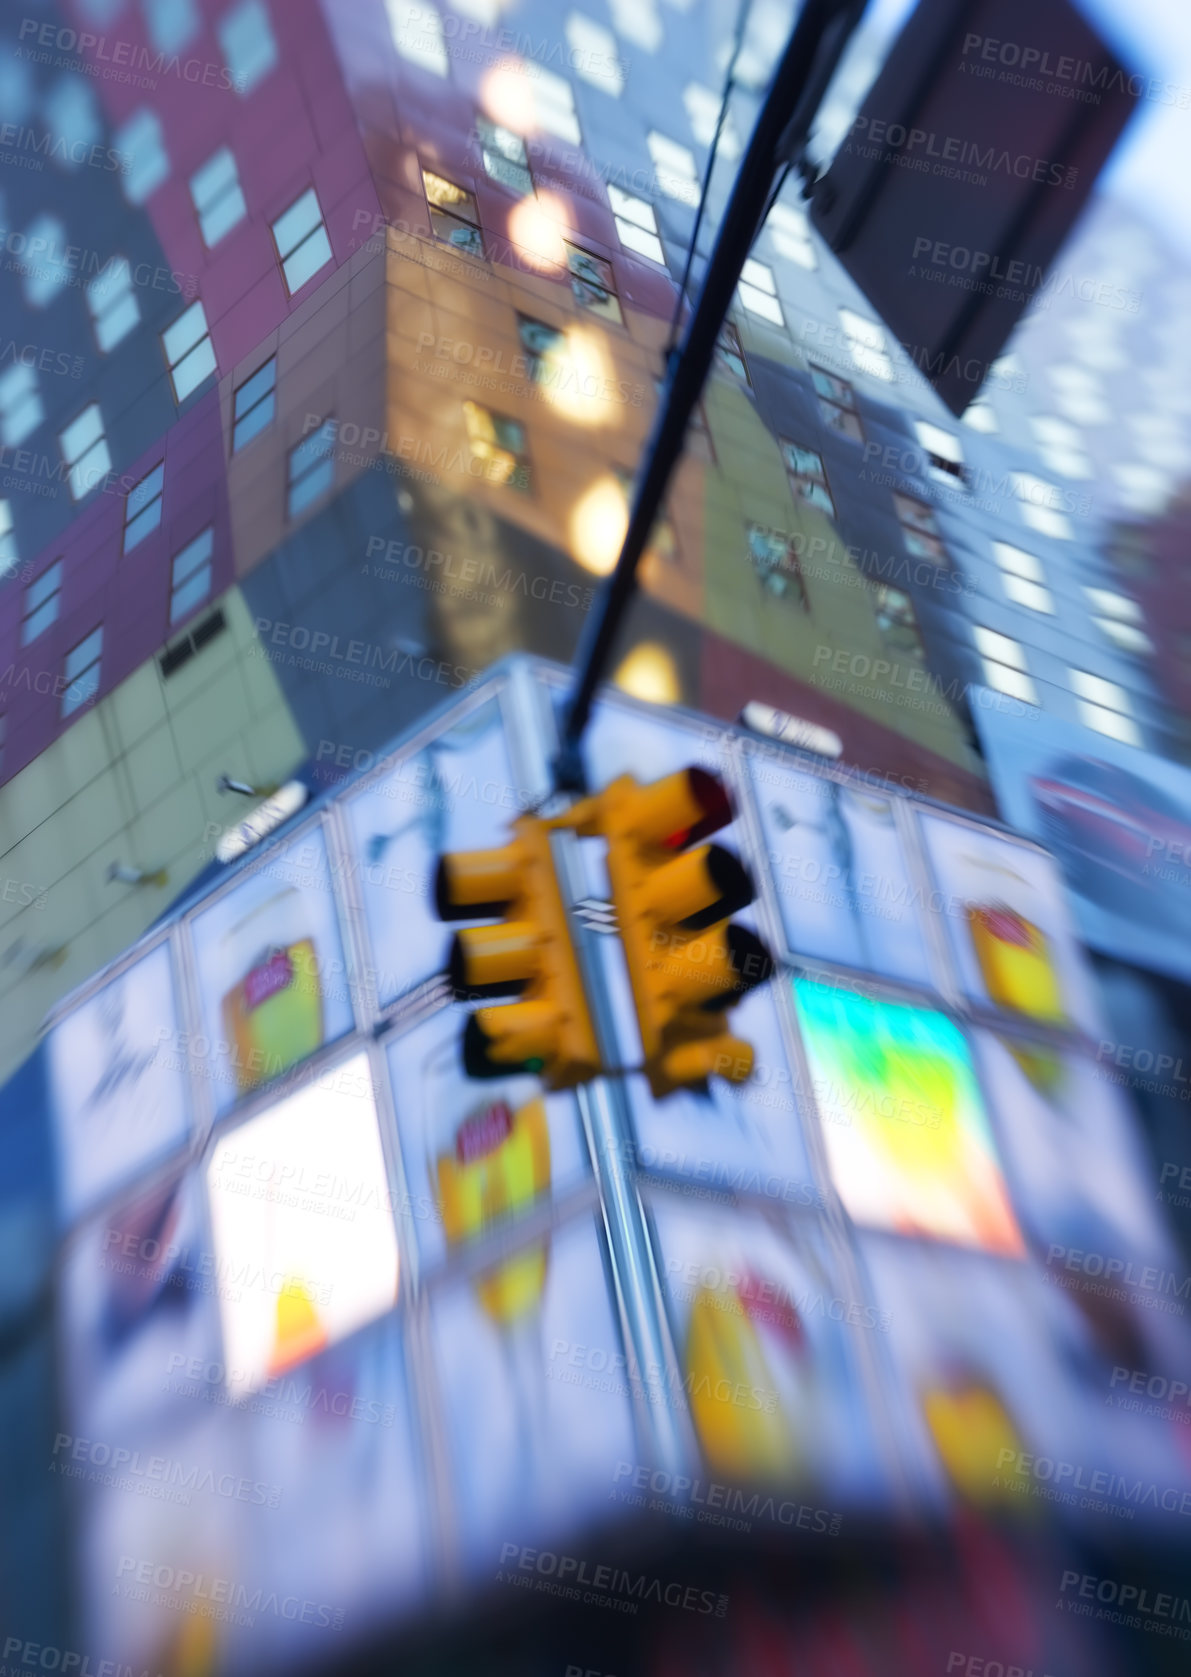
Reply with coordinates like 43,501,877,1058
553,0,870,792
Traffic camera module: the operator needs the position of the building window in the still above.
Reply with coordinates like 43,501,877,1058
810,366,862,443
0,500,16,574
422,171,484,257
1032,415,1093,479
517,315,569,387
893,492,946,563
610,0,662,52
747,524,808,607
527,65,581,142
914,421,965,487
86,257,139,352
21,215,71,308
163,300,216,402
767,202,816,269
21,561,62,646
146,0,200,54
462,402,530,491
607,186,665,265
870,584,924,659
738,259,783,326
1069,669,1140,744
565,243,622,324
123,462,165,552
59,405,111,501
840,308,893,381
992,542,1053,613
233,357,276,452
781,441,833,517
170,528,214,623
475,115,533,196
716,323,750,386
647,132,698,204
287,422,335,517
964,400,998,434
566,15,624,96
271,188,333,295
113,108,169,203
42,76,101,167
1012,472,1074,540
61,626,103,718
1084,588,1154,655
684,83,740,157
219,0,279,94
190,147,247,247
974,627,1037,705
388,0,449,75
0,363,44,448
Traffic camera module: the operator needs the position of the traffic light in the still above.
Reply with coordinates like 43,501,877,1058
434,816,599,1089
596,767,774,1097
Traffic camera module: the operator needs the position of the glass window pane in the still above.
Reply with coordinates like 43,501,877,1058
1002,575,1054,613
423,172,478,223
127,463,165,520
974,627,1025,669
282,226,333,294
220,0,279,94
22,596,59,645
984,663,1037,704
233,392,275,452
95,292,140,352
114,108,169,202
200,183,247,246
162,301,208,365
171,336,217,401
288,458,334,516
60,404,102,464
172,528,214,584
272,189,321,259
170,567,212,622
68,438,112,500
25,562,61,614
234,360,276,419
65,628,102,682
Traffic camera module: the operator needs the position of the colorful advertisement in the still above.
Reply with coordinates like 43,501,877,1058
190,825,353,1116
429,1213,638,1571
747,759,933,985
384,1005,589,1272
648,1193,888,1509
918,811,1103,1038
971,692,1191,985
205,1053,400,1397
342,697,526,1010
794,979,1023,1255
48,943,190,1223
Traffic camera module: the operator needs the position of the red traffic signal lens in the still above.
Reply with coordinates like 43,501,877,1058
661,768,733,849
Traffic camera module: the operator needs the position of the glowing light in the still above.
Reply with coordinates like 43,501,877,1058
613,642,681,705
481,59,534,134
507,190,568,272
570,475,628,574
536,325,618,428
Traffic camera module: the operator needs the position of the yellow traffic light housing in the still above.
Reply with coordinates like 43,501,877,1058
594,767,774,1098
435,817,599,1089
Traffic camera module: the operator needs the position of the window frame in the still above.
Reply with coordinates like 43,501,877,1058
61,625,103,718
232,357,277,454
123,461,166,553
271,187,333,297
21,559,63,647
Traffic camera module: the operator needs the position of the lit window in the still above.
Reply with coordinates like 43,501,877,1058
607,185,664,265
146,0,199,53
0,363,44,447
219,0,279,93
1069,669,1140,744
162,300,216,402
1031,415,1092,479
738,258,783,326
59,405,111,501
42,76,100,166
387,0,449,75
1012,472,1073,539
190,147,247,247
992,542,1044,584
610,0,662,50
781,441,833,517
893,493,946,563
452,0,500,19
232,357,276,452
86,257,140,351
747,524,808,607
271,188,333,295
1002,574,1054,613
21,560,62,646
684,83,740,157
528,65,581,142
992,542,1052,612
422,171,484,258
767,202,815,269
840,308,893,380
647,132,698,204
170,528,214,623
963,399,998,434
517,315,569,387
716,323,749,386
114,108,170,203
123,462,165,552
1084,588,1153,655
914,421,965,487
61,626,103,717
1094,619,1154,656
871,584,924,659
0,500,16,574
21,215,71,308
462,401,530,491
810,365,862,443
565,243,622,324
475,115,533,196
974,627,1037,705
1084,586,1142,623
287,422,336,517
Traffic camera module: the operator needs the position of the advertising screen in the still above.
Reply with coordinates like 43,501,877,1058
48,942,190,1223
918,811,1103,1037
205,1053,400,1397
342,697,526,1010
190,825,353,1117
384,1006,590,1271
793,979,1024,1255
648,1192,889,1510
